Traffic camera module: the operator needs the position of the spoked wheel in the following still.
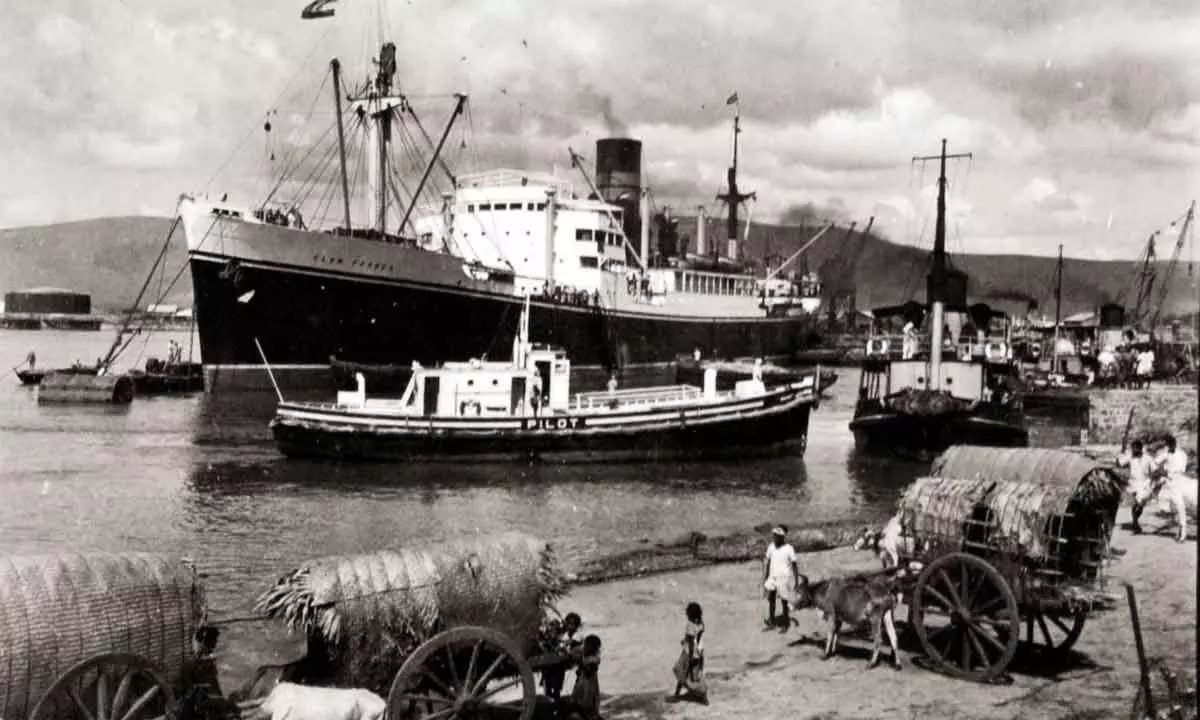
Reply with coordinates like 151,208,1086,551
387,626,537,720
910,552,1020,682
1022,609,1087,657
29,652,176,720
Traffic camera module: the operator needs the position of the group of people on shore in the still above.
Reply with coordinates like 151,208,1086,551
538,599,709,719
1116,433,1193,538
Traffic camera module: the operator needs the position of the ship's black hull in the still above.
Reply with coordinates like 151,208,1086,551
850,405,1029,457
272,404,812,463
189,256,820,390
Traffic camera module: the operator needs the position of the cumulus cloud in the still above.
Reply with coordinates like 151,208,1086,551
0,0,1195,259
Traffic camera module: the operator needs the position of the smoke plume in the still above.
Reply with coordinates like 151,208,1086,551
577,84,629,136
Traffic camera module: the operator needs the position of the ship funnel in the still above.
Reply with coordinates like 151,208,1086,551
596,138,642,246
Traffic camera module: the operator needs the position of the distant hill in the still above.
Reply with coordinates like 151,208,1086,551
0,217,185,312
1,215,1195,319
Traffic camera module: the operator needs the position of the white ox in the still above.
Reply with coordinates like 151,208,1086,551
244,683,386,720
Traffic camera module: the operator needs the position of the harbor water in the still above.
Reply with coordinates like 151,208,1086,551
0,328,1080,619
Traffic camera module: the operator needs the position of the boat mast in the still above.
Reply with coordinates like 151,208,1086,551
913,139,971,389
375,42,396,235
330,58,353,232
1053,243,1063,374
716,97,754,262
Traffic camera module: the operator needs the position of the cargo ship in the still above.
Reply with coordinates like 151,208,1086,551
179,40,825,392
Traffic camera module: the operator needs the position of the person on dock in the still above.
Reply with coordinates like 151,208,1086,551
669,602,708,705
25,350,36,369
901,322,918,359
1155,435,1189,485
1117,439,1156,534
762,526,799,632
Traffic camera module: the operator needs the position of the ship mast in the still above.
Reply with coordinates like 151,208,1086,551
716,96,755,262
346,42,405,236
913,139,971,389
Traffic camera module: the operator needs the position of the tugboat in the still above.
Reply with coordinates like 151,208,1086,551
270,298,819,462
850,140,1028,455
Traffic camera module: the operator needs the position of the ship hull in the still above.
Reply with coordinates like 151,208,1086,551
270,388,814,463
188,254,820,391
850,406,1029,456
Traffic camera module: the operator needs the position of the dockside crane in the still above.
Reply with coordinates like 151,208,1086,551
820,216,874,328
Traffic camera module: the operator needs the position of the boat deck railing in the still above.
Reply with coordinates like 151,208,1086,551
573,384,705,411
864,332,1013,362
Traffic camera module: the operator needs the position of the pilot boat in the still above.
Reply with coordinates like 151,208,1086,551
269,298,818,462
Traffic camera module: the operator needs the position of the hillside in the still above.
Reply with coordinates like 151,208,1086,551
0,217,186,312
1,215,1194,319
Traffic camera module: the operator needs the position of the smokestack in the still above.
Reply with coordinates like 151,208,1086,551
696,206,706,256
596,138,642,244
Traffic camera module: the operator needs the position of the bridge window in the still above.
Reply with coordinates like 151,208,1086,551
580,256,599,268
509,203,523,210
526,203,535,210
576,229,594,242
479,203,492,211
467,204,475,212
536,203,546,211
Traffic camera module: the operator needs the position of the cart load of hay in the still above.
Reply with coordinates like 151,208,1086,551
903,446,1122,575
0,552,206,720
255,531,567,694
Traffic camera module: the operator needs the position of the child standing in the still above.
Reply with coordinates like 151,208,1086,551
669,602,708,704
541,613,583,702
566,635,602,720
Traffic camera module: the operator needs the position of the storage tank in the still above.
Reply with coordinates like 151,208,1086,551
595,139,642,244
4,288,91,315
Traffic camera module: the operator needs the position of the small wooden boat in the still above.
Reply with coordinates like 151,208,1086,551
15,365,98,387
675,357,837,395
271,300,819,462
127,358,205,395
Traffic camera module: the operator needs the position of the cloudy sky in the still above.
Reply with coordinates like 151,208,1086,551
1,0,1197,260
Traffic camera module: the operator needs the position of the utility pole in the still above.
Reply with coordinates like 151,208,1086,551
1053,244,1064,374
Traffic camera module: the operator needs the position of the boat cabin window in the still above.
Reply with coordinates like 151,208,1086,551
467,204,475,212
580,256,599,268
526,203,535,210
536,203,547,211
576,229,594,242
479,203,492,211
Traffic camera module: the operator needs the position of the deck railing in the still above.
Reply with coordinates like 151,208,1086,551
864,333,1013,362
573,384,704,411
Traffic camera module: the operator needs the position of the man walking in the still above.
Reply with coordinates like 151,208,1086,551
762,526,799,632
1117,439,1156,534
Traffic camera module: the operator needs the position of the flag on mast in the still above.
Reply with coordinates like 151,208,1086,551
725,91,739,106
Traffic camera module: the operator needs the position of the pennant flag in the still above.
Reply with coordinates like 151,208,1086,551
725,91,739,106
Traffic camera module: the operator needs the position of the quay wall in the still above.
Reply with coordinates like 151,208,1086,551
1086,386,1198,448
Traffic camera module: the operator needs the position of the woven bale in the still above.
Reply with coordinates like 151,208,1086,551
933,445,1123,527
0,553,205,720
256,532,567,694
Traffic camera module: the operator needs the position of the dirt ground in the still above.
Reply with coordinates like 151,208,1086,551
561,505,1196,720
213,506,1195,720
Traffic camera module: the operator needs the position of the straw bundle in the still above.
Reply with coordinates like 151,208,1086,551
0,553,205,720
255,532,567,693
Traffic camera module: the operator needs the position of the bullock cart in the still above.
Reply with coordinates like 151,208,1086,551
0,552,205,720
254,531,567,720
1,532,567,720
895,445,1123,682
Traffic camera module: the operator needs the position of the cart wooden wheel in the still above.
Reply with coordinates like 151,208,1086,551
910,552,1021,682
1023,609,1087,656
29,652,176,720
387,626,537,720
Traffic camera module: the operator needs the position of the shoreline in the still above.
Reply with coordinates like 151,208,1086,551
212,505,1196,720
